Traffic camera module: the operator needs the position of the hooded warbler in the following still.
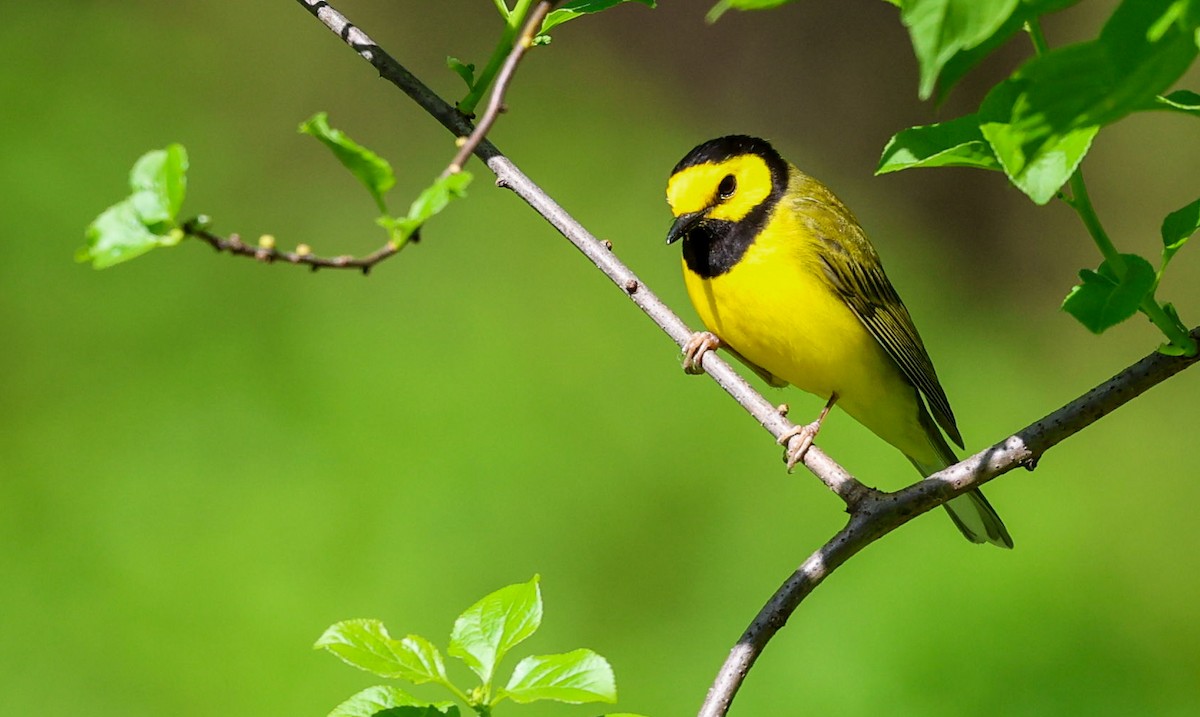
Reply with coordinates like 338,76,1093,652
665,135,1012,548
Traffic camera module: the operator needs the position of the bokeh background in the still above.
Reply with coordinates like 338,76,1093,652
3,1,1198,715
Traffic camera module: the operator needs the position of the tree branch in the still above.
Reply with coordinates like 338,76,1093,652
698,328,1200,717
182,220,405,274
293,3,1200,716
445,0,560,176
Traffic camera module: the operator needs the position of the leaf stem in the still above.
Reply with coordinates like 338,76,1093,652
460,0,535,115
439,679,474,710
1142,297,1197,354
1025,17,1050,56
1067,169,1124,272
492,0,511,19
1067,170,1197,354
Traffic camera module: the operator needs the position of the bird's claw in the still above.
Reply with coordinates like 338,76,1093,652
779,420,822,472
682,331,721,375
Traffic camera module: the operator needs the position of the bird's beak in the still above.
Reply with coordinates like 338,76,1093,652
666,211,704,245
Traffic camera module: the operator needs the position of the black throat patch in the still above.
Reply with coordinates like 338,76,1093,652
681,179,786,279
673,135,790,279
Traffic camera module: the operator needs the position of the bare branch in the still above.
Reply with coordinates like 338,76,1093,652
444,1,560,177
182,220,403,274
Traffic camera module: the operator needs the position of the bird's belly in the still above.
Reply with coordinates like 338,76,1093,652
684,253,874,398
682,252,936,465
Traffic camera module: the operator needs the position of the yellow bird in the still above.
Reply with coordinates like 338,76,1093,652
665,135,1011,548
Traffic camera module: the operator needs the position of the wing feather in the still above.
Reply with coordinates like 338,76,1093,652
791,179,963,448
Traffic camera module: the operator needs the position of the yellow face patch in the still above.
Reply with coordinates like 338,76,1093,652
666,154,774,221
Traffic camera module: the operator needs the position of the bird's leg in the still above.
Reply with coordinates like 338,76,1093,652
778,393,838,471
682,331,721,375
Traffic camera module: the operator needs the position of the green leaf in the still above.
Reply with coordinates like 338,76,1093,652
315,619,408,678
392,634,450,685
327,686,459,717
877,114,1001,174
931,0,1082,102
1161,196,1200,266
79,144,190,269
377,172,473,246
448,575,542,685
447,57,476,90
1147,89,1200,116
79,199,176,269
299,112,396,214
901,0,1020,101
1062,253,1157,333
978,0,1198,204
408,172,473,225
129,144,188,229
706,0,795,23
542,0,655,34
497,649,617,705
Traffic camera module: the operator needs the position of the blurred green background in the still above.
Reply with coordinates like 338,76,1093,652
3,1,1199,715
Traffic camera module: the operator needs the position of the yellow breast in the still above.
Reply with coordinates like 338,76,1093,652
682,206,937,466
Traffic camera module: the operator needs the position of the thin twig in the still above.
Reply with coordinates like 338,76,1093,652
183,220,404,274
697,328,1200,717
445,0,559,176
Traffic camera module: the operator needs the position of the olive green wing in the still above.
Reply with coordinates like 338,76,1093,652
792,186,963,448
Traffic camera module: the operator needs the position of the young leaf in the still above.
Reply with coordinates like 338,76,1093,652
978,0,1199,204
315,619,408,678
129,144,188,229
877,114,1001,174
377,172,473,246
327,685,457,717
299,112,396,214
80,199,179,269
1062,254,1156,333
448,575,542,685
900,0,1020,101
706,0,795,23
497,649,617,705
1161,197,1200,266
392,634,450,685
79,145,190,269
541,0,655,35
447,57,476,90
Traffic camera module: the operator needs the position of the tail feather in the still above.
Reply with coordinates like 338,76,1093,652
944,490,1013,548
912,402,1014,548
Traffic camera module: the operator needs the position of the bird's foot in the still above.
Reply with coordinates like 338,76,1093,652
682,331,721,375
778,420,822,472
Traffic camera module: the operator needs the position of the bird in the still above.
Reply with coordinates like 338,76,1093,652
665,135,1012,548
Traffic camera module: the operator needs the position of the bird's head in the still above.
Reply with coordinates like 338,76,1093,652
665,135,788,246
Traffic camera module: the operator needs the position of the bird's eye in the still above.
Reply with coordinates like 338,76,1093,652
717,174,736,200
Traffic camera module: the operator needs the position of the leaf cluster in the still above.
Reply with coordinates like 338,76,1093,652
316,576,644,717
78,145,188,268
80,116,472,269
716,0,1200,354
